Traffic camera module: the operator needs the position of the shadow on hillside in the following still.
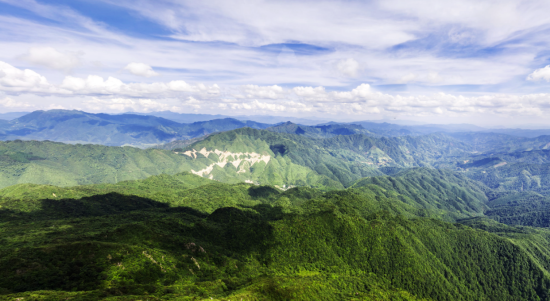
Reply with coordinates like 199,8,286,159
0,192,173,220
248,185,280,199
0,193,279,294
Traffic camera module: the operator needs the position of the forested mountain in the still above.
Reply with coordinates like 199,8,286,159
3,170,550,300
139,111,326,125
7,111,550,299
266,121,374,138
0,112,28,120
0,110,271,147
348,121,485,137
0,128,476,190
448,132,550,153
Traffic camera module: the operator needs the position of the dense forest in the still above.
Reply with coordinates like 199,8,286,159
2,168,550,300
4,113,550,299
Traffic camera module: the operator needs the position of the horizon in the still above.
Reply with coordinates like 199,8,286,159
4,108,550,130
1,1,550,127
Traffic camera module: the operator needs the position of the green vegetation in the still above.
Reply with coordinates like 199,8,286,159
351,168,489,221
0,136,344,190
266,122,374,138
0,125,491,191
7,115,550,299
0,140,204,189
3,169,550,300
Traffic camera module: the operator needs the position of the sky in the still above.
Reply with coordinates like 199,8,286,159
1,0,550,127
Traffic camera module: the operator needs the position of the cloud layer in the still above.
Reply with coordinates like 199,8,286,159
2,61,550,123
20,47,80,71
1,0,550,126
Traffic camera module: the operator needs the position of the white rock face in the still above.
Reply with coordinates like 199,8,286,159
183,148,271,177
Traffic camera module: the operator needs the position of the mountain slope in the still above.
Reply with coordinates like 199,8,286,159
0,134,346,190
352,168,489,221
266,121,374,138
0,128,477,190
2,175,550,300
0,110,271,147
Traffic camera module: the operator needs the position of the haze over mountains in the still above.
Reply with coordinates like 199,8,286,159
2,110,550,149
0,110,271,147
5,110,550,299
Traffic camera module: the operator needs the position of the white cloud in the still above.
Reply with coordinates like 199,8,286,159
399,73,417,83
527,65,550,82
0,96,33,109
0,62,220,99
293,84,375,103
124,62,159,77
83,97,175,112
4,59,550,122
60,75,220,98
0,0,544,91
183,96,202,109
20,47,80,71
288,83,550,117
337,58,360,77
237,85,285,99
0,61,69,94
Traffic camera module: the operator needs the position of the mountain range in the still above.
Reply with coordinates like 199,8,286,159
5,110,550,299
0,110,270,147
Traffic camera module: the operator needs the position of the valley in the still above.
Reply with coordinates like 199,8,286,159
2,110,550,300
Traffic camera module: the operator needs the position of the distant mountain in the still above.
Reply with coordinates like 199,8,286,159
0,110,271,147
0,112,29,120
266,121,374,138
0,128,476,190
448,132,550,154
320,121,420,137
133,111,327,125
341,121,488,137
484,128,550,138
129,111,232,123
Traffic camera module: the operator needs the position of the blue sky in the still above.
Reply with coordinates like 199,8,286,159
0,0,550,126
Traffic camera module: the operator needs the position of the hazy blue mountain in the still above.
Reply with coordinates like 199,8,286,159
135,111,327,125
266,121,374,138
0,112,29,120
0,110,271,147
486,128,550,138
129,111,232,123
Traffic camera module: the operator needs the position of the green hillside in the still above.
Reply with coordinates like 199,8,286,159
7,123,550,300
0,136,344,190
0,127,495,191
2,171,550,300
351,168,489,221
266,122,374,138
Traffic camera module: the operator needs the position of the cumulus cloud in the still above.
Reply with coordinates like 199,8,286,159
0,61,69,94
0,96,33,109
237,85,285,99
3,60,550,120
20,47,80,71
60,75,220,98
527,66,550,82
293,84,375,103
0,62,219,100
124,62,160,77
288,83,550,117
83,97,175,112
337,58,360,77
